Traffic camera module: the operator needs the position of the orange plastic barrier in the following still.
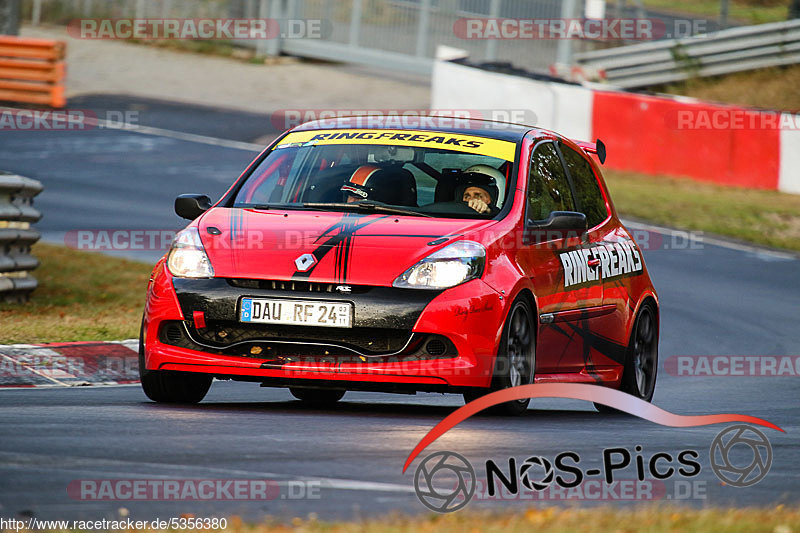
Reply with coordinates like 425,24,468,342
0,36,66,108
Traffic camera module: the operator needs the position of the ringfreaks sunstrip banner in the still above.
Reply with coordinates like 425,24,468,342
277,129,518,161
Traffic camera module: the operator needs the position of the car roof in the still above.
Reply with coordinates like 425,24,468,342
291,116,537,143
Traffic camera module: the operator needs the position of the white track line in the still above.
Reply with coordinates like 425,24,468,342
622,218,797,260
0,383,141,390
92,118,265,152
0,105,265,152
0,451,414,494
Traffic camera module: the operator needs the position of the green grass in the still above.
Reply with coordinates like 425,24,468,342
605,170,800,251
125,38,248,59
641,0,789,25
0,243,151,344
285,506,798,532
656,64,800,112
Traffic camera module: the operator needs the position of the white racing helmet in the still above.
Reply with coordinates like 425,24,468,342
463,164,506,207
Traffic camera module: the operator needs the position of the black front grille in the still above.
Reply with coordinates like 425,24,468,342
157,320,457,361
226,278,370,294
192,320,411,353
173,278,440,332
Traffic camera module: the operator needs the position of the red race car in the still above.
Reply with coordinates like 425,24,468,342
140,117,658,415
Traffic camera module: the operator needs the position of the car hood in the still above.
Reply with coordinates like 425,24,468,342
197,207,498,286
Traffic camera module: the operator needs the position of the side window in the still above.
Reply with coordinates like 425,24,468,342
527,142,576,222
559,143,609,228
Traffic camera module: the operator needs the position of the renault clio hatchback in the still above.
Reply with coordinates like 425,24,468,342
139,117,659,415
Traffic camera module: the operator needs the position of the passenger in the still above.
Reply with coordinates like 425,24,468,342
456,165,502,215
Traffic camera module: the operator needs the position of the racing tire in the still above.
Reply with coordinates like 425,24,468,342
138,321,212,404
290,387,346,405
595,303,658,414
463,297,536,416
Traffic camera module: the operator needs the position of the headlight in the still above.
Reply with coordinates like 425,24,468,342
167,227,214,278
393,240,485,290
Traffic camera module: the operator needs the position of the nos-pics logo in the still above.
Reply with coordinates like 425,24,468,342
413,424,772,513
414,451,476,513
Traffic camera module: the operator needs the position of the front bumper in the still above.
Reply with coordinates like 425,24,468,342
143,268,507,390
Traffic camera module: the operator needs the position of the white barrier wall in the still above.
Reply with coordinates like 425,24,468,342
779,123,800,195
432,61,593,142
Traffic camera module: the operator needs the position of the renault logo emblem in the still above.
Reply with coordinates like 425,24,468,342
294,253,316,272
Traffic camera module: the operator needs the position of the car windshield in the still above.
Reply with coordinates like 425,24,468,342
232,129,517,219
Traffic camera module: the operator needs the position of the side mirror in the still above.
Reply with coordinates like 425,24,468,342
526,211,588,243
175,194,212,220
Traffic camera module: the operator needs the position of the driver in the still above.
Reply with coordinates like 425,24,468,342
456,165,502,215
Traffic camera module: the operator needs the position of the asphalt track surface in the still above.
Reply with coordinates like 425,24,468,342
0,96,798,522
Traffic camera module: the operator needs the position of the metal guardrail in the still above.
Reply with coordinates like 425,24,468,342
0,171,42,303
575,19,800,88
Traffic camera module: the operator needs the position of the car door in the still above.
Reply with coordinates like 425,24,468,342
516,140,604,374
558,140,637,370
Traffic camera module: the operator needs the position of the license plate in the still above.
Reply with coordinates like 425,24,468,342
240,298,353,328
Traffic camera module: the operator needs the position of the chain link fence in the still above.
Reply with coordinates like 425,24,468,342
17,0,725,75
19,0,577,73
0,0,22,35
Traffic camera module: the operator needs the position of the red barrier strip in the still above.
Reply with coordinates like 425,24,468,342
592,90,780,190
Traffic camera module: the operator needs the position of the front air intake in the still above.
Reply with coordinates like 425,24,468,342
164,323,183,344
425,338,447,356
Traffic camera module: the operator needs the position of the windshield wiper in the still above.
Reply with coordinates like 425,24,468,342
241,204,306,211
302,202,433,218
